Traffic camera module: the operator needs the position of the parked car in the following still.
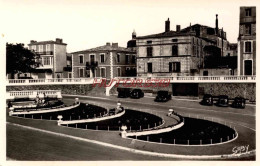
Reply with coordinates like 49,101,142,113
130,89,144,99
155,91,172,102
200,94,214,106
117,88,131,98
216,95,229,107
232,97,246,109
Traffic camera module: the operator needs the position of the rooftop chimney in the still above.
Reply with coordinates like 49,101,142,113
165,18,170,32
176,25,181,32
112,43,118,48
106,42,111,46
215,14,218,35
56,38,63,43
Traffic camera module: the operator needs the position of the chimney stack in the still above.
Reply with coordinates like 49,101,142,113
30,40,37,44
56,38,63,43
106,42,111,46
112,43,118,48
165,18,170,32
176,25,181,32
215,14,218,35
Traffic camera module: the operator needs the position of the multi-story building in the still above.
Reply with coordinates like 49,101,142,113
135,16,228,77
225,43,238,57
71,42,136,79
63,53,72,78
28,38,67,78
237,6,256,76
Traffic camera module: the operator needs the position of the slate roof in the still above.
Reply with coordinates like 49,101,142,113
71,44,135,54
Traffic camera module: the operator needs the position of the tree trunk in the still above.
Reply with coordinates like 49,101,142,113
11,72,15,79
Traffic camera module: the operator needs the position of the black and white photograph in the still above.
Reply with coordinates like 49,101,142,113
1,0,258,164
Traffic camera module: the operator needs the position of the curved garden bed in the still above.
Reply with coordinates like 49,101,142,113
128,117,237,145
62,109,163,131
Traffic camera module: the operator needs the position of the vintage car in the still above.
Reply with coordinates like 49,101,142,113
200,94,214,106
130,89,144,99
117,88,131,98
232,97,246,109
216,95,229,107
154,91,172,102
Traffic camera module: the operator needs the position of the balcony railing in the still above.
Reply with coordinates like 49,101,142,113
113,76,256,83
86,61,98,69
7,78,103,85
35,51,53,55
6,76,256,85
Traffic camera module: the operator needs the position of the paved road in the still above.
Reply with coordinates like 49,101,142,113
7,123,169,160
6,95,255,160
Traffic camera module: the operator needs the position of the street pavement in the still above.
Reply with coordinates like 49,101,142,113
6,95,256,160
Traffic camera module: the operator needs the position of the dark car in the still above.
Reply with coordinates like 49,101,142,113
130,89,144,99
155,91,172,102
232,97,246,109
200,94,214,106
216,95,229,107
117,88,131,98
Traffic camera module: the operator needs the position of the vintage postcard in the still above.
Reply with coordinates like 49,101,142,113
1,0,258,165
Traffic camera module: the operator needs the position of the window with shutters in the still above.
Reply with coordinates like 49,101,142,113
100,68,106,77
79,68,84,77
117,54,120,63
90,55,95,63
169,62,181,72
100,54,105,63
126,55,129,64
172,45,178,56
245,41,252,53
147,63,152,73
132,55,136,63
147,47,153,57
79,55,84,64
245,24,251,35
245,8,252,16
117,67,121,76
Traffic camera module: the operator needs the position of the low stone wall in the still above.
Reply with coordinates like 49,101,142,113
7,83,256,102
199,83,256,102
6,84,106,96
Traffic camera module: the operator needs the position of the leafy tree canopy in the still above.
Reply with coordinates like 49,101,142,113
6,43,40,78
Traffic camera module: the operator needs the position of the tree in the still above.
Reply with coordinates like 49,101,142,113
6,43,40,79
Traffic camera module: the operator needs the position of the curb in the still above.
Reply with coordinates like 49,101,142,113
7,122,255,160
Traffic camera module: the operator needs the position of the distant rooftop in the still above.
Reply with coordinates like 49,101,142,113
71,42,135,54
28,38,67,45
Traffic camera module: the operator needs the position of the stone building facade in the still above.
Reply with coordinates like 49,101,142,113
135,16,229,77
28,38,67,78
237,6,256,76
71,42,136,79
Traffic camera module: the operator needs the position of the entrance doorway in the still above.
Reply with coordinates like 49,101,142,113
244,60,252,75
